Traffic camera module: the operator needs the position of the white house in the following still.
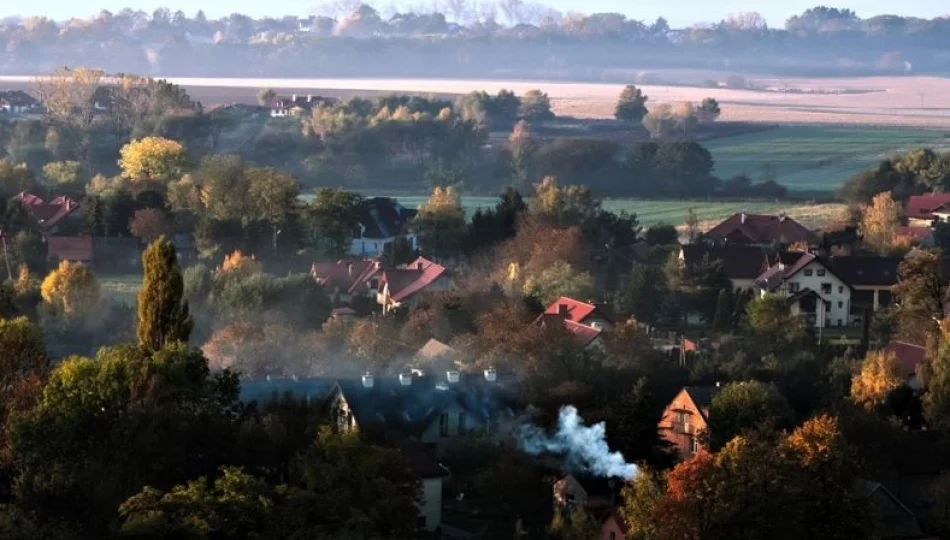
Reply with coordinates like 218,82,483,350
349,197,418,257
754,252,852,327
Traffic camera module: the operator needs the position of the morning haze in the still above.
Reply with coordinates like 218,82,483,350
0,0,948,539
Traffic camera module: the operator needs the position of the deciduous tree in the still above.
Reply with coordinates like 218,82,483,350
118,136,187,182
128,208,169,243
40,261,101,319
893,249,945,344
306,188,365,258
138,237,193,351
850,350,904,411
706,380,793,450
413,186,466,260
614,85,649,123
519,89,554,121
860,192,902,254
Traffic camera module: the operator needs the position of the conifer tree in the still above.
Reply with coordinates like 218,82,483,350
137,236,192,352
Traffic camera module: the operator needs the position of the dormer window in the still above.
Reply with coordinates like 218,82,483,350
817,269,826,277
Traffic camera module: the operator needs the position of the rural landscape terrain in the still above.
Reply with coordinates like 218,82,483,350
5,3,950,540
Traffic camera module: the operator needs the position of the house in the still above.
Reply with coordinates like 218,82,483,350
703,213,817,246
678,244,770,291
599,510,628,540
311,259,381,304
883,341,926,390
906,193,950,226
552,473,622,516
413,338,458,365
377,257,450,313
754,251,852,328
11,192,81,233
351,197,418,257
830,255,901,313
860,480,929,540
46,236,93,263
269,94,338,117
658,386,720,461
0,90,40,113
535,297,618,350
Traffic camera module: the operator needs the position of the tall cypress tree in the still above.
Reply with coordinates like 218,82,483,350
712,287,734,333
137,236,192,352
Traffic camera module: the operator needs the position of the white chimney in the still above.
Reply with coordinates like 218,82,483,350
446,371,460,383
307,94,313,102
362,372,374,388
291,93,298,102
398,373,412,386
484,368,497,382
411,368,425,377
740,213,747,224
266,375,271,381
590,321,604,331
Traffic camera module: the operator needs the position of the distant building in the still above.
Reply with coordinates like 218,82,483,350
658,386,720,461
703,213,817,246
552,473,622,516
46,236,93,263
350,197,418,257
678,244,771,292
269,94,338,117
906,193,950,226
0,90,39,113
10,192,81,233
311,259,382,304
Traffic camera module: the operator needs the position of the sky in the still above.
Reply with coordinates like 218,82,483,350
3,0,948,27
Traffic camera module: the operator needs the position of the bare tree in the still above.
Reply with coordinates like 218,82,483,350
34,67,104,130
444,0,469,24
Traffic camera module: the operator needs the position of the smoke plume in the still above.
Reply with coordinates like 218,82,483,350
519,405,637,480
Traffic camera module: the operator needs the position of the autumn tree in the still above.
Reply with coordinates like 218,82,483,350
920,319,950,427
673,101,698,134
742,294,808,348
246,167,300,252
508,119,535,191
860,192,902,254
413,186,466,260
893,249,945,344
34,66,103,129
696,98,721,123
850,350,904,411
530,176,599,228
520,89,554,121
41,161,83,187
712,288,734,333
614,85,649,123
216,250,263,279
118,136,188,182
138,237,193,352
0,316,49,440
128,208,169,243
642,103,675,138
40,261,101,319
522,260,595,306
256,87,276,106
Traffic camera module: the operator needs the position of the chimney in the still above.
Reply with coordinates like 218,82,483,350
307,94,313,103
362,372,374,388
715,381,721,388
398,373,412,386
557,304,568,316
291,93,298,102
446,370,460,383
266,375,272,382
484,368,497,382
740,213,747,224
348,262,353,277
590,321,604,331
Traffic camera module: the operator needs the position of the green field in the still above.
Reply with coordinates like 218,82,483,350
705,126,950,193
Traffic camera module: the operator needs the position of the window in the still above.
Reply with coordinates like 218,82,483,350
439,412,449,437
838,301,843,309
417,516,427,529
837,319,843,327
821,283,832,294
689,437,699,455
803,269,813,277
817,269,826,276
676,412,690,433
788,282,800,293
838,286,844,294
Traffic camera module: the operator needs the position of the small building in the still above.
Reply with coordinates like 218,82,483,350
350,197,418,258
754,252,852,328
882,341,926,390
703,213,817,246
269,94,337,117
678,244,771,292
311,259,382,304
0,90,40,113
46,236,94,263
906,193,950,227
552,473,622,516
377,257,450,313
658,386,720,461
11,192,81,234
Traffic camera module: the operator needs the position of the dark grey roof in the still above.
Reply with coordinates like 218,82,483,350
359,197,415,239
830,256,902,287
240,378,339,405
681,244,770,280
684,386,721,414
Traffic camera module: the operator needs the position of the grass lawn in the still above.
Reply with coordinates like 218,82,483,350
705,125,950,193
100,274,142,307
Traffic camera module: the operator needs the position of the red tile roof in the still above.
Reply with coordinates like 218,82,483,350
705,213,817,245
541,296,616,325
883,341,926,377
46,236,93,262
311,260,380,294
538,314,603,347
906,193,950,221
381,257,447,303
11,192,80,229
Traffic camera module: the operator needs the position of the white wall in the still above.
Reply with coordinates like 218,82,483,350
785,261,851,326
349,234,417,257
421,477,443,531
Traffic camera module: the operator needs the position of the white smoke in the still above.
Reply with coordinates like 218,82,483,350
519,405,637,480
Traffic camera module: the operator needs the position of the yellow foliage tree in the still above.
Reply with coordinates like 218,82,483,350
118,136,187,182
860,192,902,255
850,350,905,410
215,250,263,279
40,261,101,317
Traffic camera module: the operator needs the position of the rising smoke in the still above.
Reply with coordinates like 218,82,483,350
519,405,637,480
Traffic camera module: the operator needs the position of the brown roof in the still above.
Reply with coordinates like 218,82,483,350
906,193,950,221
680,244,770,280
47,236,93,262
11,192,80,229
311,259,380,294
380,257,447,303
705,213,817,245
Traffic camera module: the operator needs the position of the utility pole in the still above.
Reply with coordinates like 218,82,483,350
0,227,12,282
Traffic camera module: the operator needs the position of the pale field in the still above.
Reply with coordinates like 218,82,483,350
3,73,949,126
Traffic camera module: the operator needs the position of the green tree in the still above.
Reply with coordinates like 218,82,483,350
256,88,276,106
742,294,807,347
615,85,649,123
246,166,300,252
508,119,535,191
523,261,595,306
706,381,794,450
712,288,734,333
413,186,466,260
549,509,599,540
620,466,664,540
519,89,554,121
137,237,193,352
696,98,721,123
644,223,678,245
306,189,365,258
41,161,83,187
921,319,950,428
616,262,664,325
